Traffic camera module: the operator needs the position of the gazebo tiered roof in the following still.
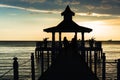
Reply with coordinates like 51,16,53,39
44,20,92,32
44,5,92,33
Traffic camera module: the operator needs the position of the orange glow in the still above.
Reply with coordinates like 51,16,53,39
78,21,113,40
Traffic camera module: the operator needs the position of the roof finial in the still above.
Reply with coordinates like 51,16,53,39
61,5,75,21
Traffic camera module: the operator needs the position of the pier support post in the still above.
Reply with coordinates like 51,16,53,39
41,51,44,74
94,52,97,76
47,51,50,69
31,53,35,80
89,50,92,70
102,53,106,80
13,57,19,80
117,59,120,80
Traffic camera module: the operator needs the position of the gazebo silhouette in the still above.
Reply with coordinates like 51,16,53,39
38,6,99,80
44,5,92,47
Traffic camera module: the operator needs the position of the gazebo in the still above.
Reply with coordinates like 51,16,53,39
37,6,103,80
44,5,92,47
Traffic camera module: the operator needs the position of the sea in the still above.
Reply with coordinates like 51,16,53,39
0,41,120,80
0,41,37,80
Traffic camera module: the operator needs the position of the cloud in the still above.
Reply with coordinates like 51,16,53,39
85,4,112,10
101,0,120,8
26,8,60,14
0,4,60,14
1,3,119,18
84,1,120,15
21,0,46,3
0,4,112,17
0,0,119,16
102,0,120,3
76,12,112,17
55,0,80,5
85,5,95,10
64,1,80,5
0,4,25,9
94,4,112,10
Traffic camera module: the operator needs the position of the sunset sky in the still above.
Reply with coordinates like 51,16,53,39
0,0,120,41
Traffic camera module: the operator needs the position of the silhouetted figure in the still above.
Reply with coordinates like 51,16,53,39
71,35,77,49
70,35,78,56
89,37,95,48
63,37,69,49
43,38,49,48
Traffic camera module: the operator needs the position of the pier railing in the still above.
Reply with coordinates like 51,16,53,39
0,53,40,80
35,41,103,73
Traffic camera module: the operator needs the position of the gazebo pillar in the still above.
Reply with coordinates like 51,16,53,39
59,32,62,47
52,32,55,47
75,32,77,40
81,32,85,47
81,32,85,61
52,32,55,64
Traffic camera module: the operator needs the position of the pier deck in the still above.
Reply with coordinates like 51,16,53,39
35,41,105,80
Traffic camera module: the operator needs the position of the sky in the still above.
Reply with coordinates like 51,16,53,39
0,0,120,41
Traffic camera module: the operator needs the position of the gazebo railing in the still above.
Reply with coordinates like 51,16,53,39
35,41,103,72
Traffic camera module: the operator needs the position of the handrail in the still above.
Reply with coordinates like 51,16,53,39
19,59,31,67
0,68,13,78
0,57,31,79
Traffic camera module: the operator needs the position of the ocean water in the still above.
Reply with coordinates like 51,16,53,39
102,41,120,60
0,41,37,80
0,41,120,79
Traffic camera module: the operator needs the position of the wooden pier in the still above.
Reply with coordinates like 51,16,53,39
35,41,104,79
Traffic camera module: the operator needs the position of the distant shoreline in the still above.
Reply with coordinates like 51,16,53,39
0,40,120,42
0,40,39,42
0,40,120,45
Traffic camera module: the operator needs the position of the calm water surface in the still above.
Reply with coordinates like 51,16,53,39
0,41,120,60
102,41,120,60
0,41,37,79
